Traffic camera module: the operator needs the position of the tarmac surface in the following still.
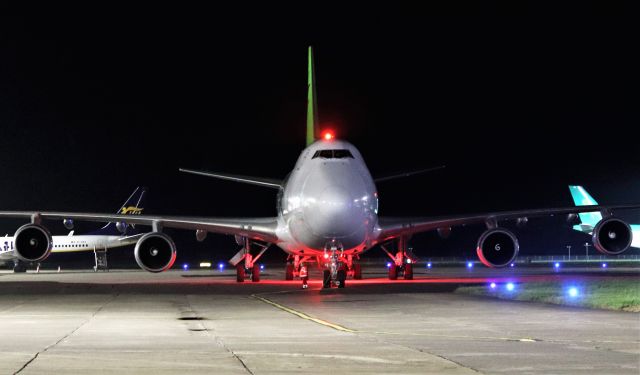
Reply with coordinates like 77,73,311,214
0,265,638,374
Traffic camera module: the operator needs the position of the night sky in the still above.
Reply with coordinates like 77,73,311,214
1,6,638,266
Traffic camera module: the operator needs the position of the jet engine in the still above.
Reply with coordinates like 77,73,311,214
14,224,53,262
476,228,519,268
592,218,632,255
134,232,177,273
115,222,128,234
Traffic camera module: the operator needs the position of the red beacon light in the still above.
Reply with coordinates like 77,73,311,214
322,130,334,141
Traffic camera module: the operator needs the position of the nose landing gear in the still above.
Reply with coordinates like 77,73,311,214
321,243,349,289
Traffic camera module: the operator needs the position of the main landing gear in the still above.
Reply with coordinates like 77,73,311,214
230,237,270,283
13,259,27,273
381,237,416,281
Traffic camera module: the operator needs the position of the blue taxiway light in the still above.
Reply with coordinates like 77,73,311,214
510,263,515,268
602,263,608,268
426,262,432,268
490,282,497,289
568,287,579,297
506,282,515,291
218,263,225,270
386,262,392,268
554,262,561,269
182,264,189,271
467,262,473,269
260,264,265,270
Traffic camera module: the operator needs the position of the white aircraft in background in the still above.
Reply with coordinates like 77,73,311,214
569,185,640,249
0,47,637,288
0,187,147,272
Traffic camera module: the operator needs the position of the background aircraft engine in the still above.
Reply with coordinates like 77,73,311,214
115,221,127,234
14,224,53,262
592,218,632,255
134,233,177,273
476,228,519,268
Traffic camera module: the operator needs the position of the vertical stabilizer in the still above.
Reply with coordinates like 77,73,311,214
92,187,147,235
568,185,603,233
306,46,319,146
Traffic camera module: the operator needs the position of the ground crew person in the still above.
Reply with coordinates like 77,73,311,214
300,264,308,289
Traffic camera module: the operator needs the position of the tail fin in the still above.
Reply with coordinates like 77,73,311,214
306,46,319,147
568,185,602,233
93,187,147,235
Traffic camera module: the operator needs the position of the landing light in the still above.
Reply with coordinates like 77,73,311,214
323,253,329,259
506,282,515,291
199,262,211,268
407,259,412,264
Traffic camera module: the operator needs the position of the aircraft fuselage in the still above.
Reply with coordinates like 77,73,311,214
275,139,379,256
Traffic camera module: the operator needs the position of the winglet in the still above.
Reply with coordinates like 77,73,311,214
306,46,319,147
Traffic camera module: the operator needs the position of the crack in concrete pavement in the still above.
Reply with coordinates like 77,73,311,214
13,293,119,375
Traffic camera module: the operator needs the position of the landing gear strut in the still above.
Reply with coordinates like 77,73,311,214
321,242,348,289
13,260,27,273
230,237,269,283
382,237,416,280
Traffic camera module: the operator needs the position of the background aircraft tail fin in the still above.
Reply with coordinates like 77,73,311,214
93,187,147,235
568,185,602,233
306,46,319,147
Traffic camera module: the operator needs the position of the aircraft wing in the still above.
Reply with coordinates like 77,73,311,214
376,204,639,242
0,212,279,243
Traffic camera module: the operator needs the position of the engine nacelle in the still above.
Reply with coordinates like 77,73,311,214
14,224,53,262
63,219,74,230
476,228,519,268
115,221,128,234
592,218,632,255
196,229,207,242
134,232,177,273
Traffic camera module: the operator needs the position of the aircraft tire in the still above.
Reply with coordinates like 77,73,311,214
353,264,362,280
251,263,260,282
388,265,398,280
236,264,245,282
337,269,346,288
404,263,413,280
322,270,331,288
285,264,294,280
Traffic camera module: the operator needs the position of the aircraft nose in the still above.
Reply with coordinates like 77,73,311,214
304,185,363,237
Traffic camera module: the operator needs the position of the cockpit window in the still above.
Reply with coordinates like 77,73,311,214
312,149,354,159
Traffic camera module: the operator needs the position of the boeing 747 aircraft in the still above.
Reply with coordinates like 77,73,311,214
0,48,637,288
0,187,147,272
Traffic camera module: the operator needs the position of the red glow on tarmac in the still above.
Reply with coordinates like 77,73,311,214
168,274,597,287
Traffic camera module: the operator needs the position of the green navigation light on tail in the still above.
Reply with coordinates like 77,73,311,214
307,46,319,147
